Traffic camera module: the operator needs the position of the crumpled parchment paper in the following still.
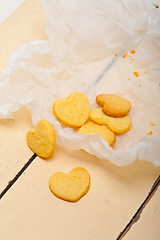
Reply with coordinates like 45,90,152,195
0,0,160,166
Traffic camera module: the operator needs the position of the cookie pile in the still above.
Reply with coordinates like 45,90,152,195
52,91,131,147
26,91,131,202
79,93,131,146
92,94,131,133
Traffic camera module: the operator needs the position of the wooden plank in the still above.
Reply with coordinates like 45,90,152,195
0,147,160,239
0,0,48,190
0,106,34,192
124,186,160,240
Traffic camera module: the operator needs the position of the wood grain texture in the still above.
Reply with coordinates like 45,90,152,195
0,106,34,192
0,0,160,239
0,0,48,73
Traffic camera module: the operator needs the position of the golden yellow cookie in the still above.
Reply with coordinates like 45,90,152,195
90,108,131,134
96,94,110,107
78,121,116,146
49,167,90,202
26,119,55,158
97,94,131,117
53,92,91,128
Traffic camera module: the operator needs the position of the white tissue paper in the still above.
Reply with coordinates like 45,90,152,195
0,0,160,166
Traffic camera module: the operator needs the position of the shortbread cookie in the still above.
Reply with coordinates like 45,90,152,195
53,92,90,128
49,167,90,202
97,94,131,117
26,119,55,158
96,94,110,107
78,121,116,146
90,108,131,134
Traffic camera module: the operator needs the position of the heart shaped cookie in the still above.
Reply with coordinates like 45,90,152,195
53,92,90,128
49,167,90,202
96,94,131,117
90,108,131,134
78,121,116,146
26,119,55,158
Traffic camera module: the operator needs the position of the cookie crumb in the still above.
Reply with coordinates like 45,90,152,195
130,50,136,54
134,71,139,77
153,3,159,8
147,131,153,135
139,84,141,87
128,79,130,80
122,53,127,58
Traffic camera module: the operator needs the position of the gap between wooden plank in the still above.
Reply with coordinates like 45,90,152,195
0,153,37,199
116,174,160,240
1,150,159,239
